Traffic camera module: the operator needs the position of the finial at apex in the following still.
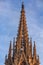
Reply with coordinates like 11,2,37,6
22,1,24,9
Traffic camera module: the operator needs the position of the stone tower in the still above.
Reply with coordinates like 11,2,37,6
5,2,40,65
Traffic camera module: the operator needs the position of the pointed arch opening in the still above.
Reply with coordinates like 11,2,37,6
20,61,29,65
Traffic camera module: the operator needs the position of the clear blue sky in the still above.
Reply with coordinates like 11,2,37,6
0,0,43,65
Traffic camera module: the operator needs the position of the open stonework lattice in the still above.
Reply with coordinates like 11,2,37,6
5,2,40,65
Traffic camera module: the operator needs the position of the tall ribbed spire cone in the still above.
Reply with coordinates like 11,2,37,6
8,41,12,60
16,2,29,56
5,2,40,65
33,41,37,60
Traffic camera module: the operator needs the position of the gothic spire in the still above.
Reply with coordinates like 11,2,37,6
13,38,15,54
33,41,37,60
16,2,29,54
29,38,32,58
5,55,7,64
8,41,12,60
37,55,40,65
13,37,16,61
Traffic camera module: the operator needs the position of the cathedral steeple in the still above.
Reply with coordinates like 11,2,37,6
5,2,40,65
16,2,29,55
